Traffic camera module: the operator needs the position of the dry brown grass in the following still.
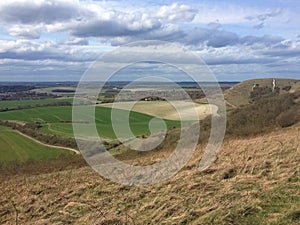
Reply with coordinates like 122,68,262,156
0,123,299,224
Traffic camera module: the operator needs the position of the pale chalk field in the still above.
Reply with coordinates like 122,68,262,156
101,101,218,121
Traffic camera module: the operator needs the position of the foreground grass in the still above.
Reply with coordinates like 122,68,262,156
0,126,70,164
1,123,299,224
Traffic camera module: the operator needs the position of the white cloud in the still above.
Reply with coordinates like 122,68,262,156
7,24,43,39
156,3,197,22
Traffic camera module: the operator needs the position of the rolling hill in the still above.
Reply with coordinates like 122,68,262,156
0,106,181,140
224,78,300,108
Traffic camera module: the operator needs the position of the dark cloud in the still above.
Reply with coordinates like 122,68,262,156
207,30,239,48
244,16,255,21
245,8,282,30
110,27,241,48
257,9,282,21
261,48,300,57
205,56,275,65
70,19,161,37
240,35,284,46
64,38,89,46
0,1,86,24
253,22,264,30
174,28,239,48
183,27,211,45
0,51,52,61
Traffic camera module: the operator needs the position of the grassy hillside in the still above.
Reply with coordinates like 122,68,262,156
224,78,300,108
1,122,299,224
0,106,181,139
226,93,300,136
0,126,70,165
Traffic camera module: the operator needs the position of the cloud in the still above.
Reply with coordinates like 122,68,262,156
207,30,239,48
0,0,85,24
240,35,284,47
245,8,282,29
69,17,161,37
0,39,97,62
156,3,197,22
109,26,242,49
207,20,221,30
258,39,300,57
262,48,300,57
181,28,239,48
7,24,42,39
257,8,282,22
63,38,89,46
197,45,276,66
253,22,264,30
0,1,298,81
0,0,164,39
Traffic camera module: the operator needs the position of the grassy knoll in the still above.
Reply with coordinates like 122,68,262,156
0,106,181,139
0,126,70,165
0,98,73,110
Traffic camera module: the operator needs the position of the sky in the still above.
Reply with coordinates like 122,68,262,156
0,0,299,82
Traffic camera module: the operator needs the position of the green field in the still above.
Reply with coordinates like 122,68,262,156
0,106,181,139
0,98,73,110
0,126,70,164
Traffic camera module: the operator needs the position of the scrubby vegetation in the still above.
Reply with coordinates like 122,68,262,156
276,108,299,128
227,93,299,136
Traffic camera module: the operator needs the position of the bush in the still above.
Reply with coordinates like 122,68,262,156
222,168,237,179
276,108,299,128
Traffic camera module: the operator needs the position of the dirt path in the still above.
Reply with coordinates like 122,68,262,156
5,120,27,126
14,130,80,155
225,100,237,109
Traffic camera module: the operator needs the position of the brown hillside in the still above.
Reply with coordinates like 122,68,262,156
1,123,299,224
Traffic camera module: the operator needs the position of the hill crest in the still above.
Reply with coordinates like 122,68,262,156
224,78,300,108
